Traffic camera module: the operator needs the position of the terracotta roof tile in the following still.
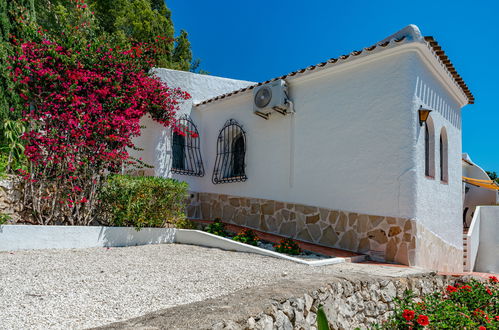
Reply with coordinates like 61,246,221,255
196,34,473,106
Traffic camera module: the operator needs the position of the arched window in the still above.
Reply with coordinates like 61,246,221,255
440,127,448,182
171,115,204,176
424,115,435,178
212,119,247,184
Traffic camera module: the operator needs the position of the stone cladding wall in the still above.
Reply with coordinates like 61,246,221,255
187,192,416,266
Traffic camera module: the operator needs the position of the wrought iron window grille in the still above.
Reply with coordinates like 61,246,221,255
171,115,205,177
212,119,247,184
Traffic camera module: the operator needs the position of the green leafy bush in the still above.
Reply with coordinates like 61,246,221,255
232,228,259,246
99,175,189,230
273,237,301,255
0,213,11,225
378,276,498,329
205,218,228,237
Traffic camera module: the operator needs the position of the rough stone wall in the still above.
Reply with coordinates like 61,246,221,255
213,275,457,330
0,175,23,223
187,192,416,266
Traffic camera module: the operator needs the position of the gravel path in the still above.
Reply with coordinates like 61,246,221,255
0,244,425,329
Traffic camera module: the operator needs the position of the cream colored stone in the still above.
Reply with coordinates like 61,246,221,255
336,212,348,232
338,229,358,251
358,237,370,253
357,215,370,233
319,226,339,246
386,217,397,225
266,216,279,232
261,202,275,216
222,205,236,220
395,242,409,265
229,198,240,207
328,211,339,225
385,238,398,262
348,213,358,227
307,224,322,242
388,226,402,237
297,228,313,242
367,229,388,244
370,216,384,227
280,221,297,238
306,214,320,224
246,215,260,228
295,204,318,215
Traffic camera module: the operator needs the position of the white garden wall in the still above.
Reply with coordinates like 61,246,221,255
0,225,176,251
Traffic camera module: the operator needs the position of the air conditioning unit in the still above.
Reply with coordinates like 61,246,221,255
253,80,291,119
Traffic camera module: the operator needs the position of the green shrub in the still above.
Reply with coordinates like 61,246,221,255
174,218,197,229
99,175,189,230
205,218,228,237
378,277,498,329
232,228,259,246
0,213,11,225
273,237,301,255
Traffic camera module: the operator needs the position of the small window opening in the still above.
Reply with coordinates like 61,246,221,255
212,119,247,184
171,115,204,176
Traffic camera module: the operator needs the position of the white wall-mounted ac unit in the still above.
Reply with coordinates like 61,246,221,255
253,79,292,119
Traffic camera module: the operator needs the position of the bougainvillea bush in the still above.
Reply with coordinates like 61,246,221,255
9,0,189,225
377,276,498,329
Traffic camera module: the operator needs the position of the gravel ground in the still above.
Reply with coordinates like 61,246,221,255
0,244,425,330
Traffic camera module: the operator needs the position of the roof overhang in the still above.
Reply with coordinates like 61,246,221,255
194,25,473,108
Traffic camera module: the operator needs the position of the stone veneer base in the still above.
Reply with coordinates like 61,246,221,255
187,192,416,266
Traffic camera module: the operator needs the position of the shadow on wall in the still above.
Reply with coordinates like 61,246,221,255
98,226,176,247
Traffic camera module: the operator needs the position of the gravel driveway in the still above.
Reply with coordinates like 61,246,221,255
0,244,425,329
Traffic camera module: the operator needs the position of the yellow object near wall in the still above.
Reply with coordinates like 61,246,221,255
462,176,499,191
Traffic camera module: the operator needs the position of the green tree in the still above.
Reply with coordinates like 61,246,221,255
88,0,192,70
486,171,499,184
0,0,35,149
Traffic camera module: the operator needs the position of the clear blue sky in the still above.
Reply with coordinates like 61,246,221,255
169,1,499,172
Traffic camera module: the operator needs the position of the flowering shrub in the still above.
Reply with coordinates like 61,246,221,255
99,175,188,229
273,238,301,255
9,0,190,225
378,277,498,329
232,228,259,246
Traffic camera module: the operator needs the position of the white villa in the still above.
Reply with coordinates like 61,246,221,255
132,25,481,273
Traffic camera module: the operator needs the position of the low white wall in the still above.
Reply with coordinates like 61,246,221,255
175,229,345,266
474,206,499,273
465,207,481,271
0,225,176,251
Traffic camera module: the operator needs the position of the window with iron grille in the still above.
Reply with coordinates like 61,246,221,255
171,115,204,176
212,119,247,184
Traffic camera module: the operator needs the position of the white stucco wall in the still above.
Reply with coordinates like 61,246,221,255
131,69,255,176
137,47,424,219
409,51,465,249
133,37,469,257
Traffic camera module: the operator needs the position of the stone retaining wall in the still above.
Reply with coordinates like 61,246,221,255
187,192,416,266
0,175,23,223
214,274,460,330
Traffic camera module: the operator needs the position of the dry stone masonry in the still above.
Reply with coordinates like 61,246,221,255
211,274,459,330
0,175,23,223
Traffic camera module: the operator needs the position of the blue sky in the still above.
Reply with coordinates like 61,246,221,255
169,1,499,172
